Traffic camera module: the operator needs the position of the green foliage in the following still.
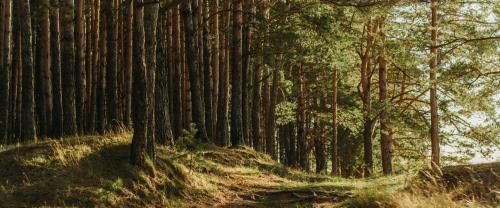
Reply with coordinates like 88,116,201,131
175,123,203,152
275,101,297,126
96,178,124,201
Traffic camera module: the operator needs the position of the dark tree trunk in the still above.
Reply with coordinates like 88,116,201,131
50,0,63,138
210,0,219,138
378,19,392,175
202,0,213,140
171,5,183,139
251,52,262,151
156,12,174,146
61,0,77,136
230,0,244,147
216,0,230,147
123,0,133,128
266,68,279,159
96,0,107,134
130,0,148,167
1,0,12,143
20,0,36,141
297,65,308,171
331,68,339,176
85,3,93,133
144,2,159,159
360,19,376,177
75,0,86,134
105,0,119,131
241,0,253,145
181,0,208,141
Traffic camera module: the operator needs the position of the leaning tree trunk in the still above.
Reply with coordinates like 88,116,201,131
20,0,36,141
130,0,148,167
61,0,78,136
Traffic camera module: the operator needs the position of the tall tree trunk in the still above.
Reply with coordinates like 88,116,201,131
105,0,119,131
241,0,253,145
361,19,376,177
202,0,213,139
36,1,52,139
123,0,133,128
378,19,392,175
297,65,308,171
216,0,230,147
331,68,339,176
181,0,208,141
251,50,262,151
1,0,12,144
130,0,148,167
266,68,279,159
156,11,174,146
85,4,93,133
20,0,36,141
50,0,63,138
210,0,219,138
96,0,107,134
430,0,440,167
230,0,244,147
144,2,159,159
172,5,183,139
75,0,86,134
88,0,100,133
61,0,77,136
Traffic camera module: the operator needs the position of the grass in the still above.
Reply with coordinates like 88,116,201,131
0,133,497,207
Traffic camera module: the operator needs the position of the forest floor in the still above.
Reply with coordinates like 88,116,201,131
0,133,498,207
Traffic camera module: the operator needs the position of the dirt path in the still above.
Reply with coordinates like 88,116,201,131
216,169,353,207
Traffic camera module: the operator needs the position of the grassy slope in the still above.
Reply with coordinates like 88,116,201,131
0,134,496,207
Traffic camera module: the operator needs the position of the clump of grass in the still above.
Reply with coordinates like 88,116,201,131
343,189,399,208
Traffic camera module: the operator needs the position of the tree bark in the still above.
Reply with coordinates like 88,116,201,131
75,0,86,134
297,65,308,171
96,0,107,134
331,68,339,176
1,0,12,143
130,0,148,167
181,0,208,141
144,1,159,159
210,0,219,138
20,0,36,141
50,0,63,138
266,68,279,159
61,0,78,136
216,0,230,147
156,11,174,146
378,19,392,175
202,0,213,139
123,0,133,128
230,0,244,147
104,0,119,131
430,0,440,167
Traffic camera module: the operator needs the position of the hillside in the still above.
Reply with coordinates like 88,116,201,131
0,134,497,207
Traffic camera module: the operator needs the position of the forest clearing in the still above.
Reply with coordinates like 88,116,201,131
0,0,499,207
